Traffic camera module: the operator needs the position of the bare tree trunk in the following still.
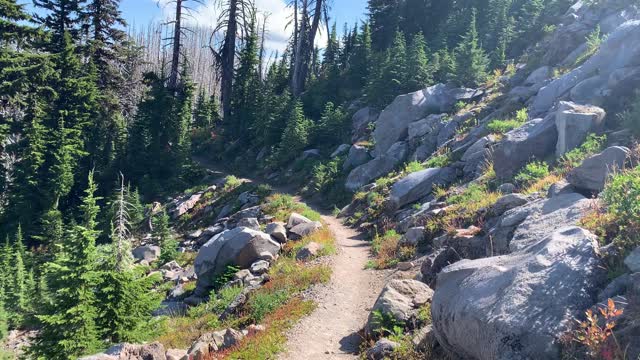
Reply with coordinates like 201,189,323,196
258,14,268,80
221,0,238,121
291,0,308,96
168,0,183,89
291,0,323,97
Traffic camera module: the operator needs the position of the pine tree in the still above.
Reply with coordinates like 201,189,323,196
368,0,402,50
367,30,407,106
454,9,489,87
171,65,195,169
275,100,311,164
9,237,26,327
348,22,372,94
110,176,133,271
406,32,432,91
194,89,212,129
153,210,177,264
0,285,7,341
33,0,85,49
30,171,102,359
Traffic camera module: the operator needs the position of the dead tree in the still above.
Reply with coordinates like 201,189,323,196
291,0,323,97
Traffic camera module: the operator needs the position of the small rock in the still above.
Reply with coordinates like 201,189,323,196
331,144,351,158
265,222,287,243
132,245,161,262
223,328,244,348
237,217,260,230
498,183,516,194
234,269,253,281
289,221,322,240
547,180,575,198
160,260,183,272
366,338,399,360
247,324,266,334
258,251,276,262
412,325,437,352
491,194,528,217
624,247,640,273
568,146,630,192
401,227,425,246
287,213,313,229
397,261,414,271
188,230,203,239
296,242,322,261
250,260,270,275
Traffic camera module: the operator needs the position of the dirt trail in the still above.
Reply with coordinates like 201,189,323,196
193,156,385,358
278,212,385,359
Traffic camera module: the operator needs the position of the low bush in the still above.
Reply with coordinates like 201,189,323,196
404,161,425,173
370,230,402,269
618,91,640,136
486,108,528,135
559,134,607,171
600,166,640,250
262,194,321,222
514,161,550,187
223,175,243,192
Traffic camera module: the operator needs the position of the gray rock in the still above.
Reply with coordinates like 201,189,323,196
512,193,591,253
352,107,379,141
289,221,322,240
331,144,350,158
401,227,425,246
432,227,485,260
420,247,462,288
407,114,447,140
461,136,497,178
301,149,321,160
100,342,167,360
194,228,280,293
532,20,640,115
412,325,437,353
132,245,161,262
547,180,576,198
490,194,529,217
203,225,225,237
555,102,606,156
171,193,202,219
567,146,630,192
250,260,270,275
366,339,399,360
265,222,287,243
390,167,457,209
236,217,260,230
497,183,516,194
373,84,480,156
296,242,322,260
624,246,640,273
188,230,203,239
345,142,408,191
432,227,604,360
365,279,434,336
493,114,558,180
598,274,631,302
286,213,313,229
343,144,371,170
525,66,552,86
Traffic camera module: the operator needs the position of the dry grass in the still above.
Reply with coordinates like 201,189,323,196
283,226,337,258
222,298,316,359
262,193,322,222
368,230,414,269
522,173,563,195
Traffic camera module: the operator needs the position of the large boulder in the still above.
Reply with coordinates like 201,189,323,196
352,107,379,141
492,114,558,180
407,114,447,141
289,221,322,240
460,135,498,178
567,146,630,192
432,227,604,360
286,213,313,229
171,193,202,219
489,192,591,254
343,144,372,170
86,342,167,360
194,227,280,293
265,222,287,243
365,279,434,336
555,102,606,156
389,168,457,209
345,142,408,191
372,84,480,156
532,20,640,115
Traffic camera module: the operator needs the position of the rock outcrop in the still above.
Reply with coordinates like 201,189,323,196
389,167,457,209
555,102,606,156
432,227,604,360
346,141,408,191
194,227,281,294
567,146,630,192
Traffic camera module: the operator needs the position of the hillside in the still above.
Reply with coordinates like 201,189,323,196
1,0,640,359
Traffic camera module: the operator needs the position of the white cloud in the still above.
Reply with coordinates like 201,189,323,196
153,0,327,54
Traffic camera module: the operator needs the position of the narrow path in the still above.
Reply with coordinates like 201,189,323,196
278,212,384,359
193,156,385,358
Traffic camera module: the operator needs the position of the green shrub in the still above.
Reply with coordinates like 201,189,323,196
248,291,289,323
514,161,550,186
487,108,528,135
212,264,241,291
211,285,243,314
424,153,451,168
602,167,640,250
559,134,607,170
574,25,605,66
404,161,425,173
223,175,242,192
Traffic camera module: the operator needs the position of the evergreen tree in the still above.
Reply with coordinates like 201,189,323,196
348,22,372,94
0,285,7,341
153,210,177,264
432,46,456,83
9,237,26,327
368,0,402,50
33,0,86,49
194,89,212,129
367,30,407,106
406,32,432,91
313,103,349,147
171,65,195,170
454,10,489,86
30,171,102,359
274,100,311,164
